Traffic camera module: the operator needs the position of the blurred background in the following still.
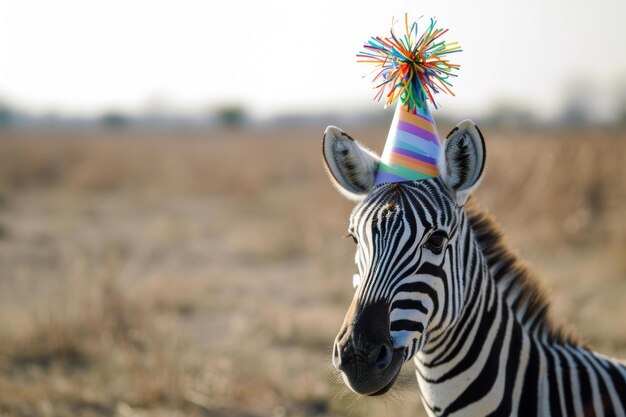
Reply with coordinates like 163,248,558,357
0,0,625,416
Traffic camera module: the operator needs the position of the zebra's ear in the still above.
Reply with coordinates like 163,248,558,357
438,120,486,207
323,126,380,201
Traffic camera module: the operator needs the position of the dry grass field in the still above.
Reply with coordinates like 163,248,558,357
0,126,625,417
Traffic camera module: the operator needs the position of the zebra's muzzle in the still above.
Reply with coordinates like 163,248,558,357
332,299,405,396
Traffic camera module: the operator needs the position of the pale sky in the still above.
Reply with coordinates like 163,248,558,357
1,0,625,119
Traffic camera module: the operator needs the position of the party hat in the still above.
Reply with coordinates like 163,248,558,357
357,16,462,185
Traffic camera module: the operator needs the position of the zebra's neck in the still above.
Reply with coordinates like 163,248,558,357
412,201,626,417
464,201,575,343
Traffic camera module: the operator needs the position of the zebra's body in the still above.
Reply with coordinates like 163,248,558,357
322,122,626,416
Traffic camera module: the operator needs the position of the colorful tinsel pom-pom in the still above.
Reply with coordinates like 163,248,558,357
357,15,462,111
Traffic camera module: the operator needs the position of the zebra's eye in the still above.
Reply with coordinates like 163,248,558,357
424,231,447,254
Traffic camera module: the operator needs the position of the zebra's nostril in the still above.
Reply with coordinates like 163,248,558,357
372,343,393,370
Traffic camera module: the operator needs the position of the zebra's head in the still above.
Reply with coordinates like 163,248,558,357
322,120,486,396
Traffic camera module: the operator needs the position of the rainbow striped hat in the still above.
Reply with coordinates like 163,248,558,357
358,16,462,184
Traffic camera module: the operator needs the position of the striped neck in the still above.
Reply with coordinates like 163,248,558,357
414,204,626,416
374,103,441,185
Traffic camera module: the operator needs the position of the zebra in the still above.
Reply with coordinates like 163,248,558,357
322,120,626,416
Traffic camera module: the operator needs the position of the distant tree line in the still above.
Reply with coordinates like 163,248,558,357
1,93,626,130
0,103,12,127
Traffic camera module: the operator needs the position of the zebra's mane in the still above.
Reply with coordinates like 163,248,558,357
464,199,580,345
